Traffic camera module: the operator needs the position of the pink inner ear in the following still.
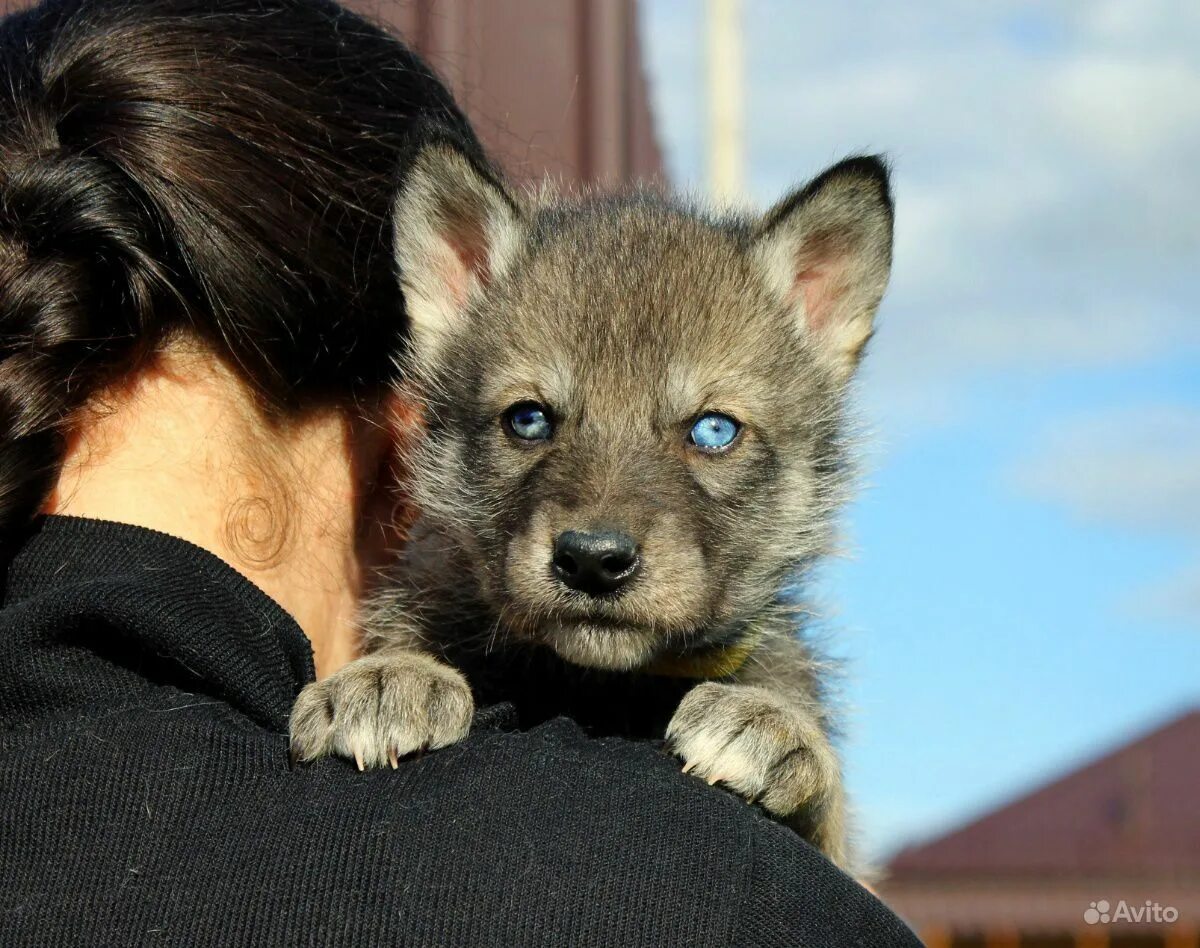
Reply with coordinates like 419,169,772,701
432,219,489,310
792,261,849,333
431,241,471,309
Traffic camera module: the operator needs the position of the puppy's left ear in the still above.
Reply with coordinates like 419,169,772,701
752,156,893,381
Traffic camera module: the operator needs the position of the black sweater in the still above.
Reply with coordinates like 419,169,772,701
0,515,920,947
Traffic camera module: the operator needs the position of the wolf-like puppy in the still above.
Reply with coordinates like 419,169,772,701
290,130,893,871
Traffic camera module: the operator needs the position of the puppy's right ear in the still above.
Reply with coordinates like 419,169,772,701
392,133,524,356
751,156,893,383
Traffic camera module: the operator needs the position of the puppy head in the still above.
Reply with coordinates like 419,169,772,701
392,131,892,671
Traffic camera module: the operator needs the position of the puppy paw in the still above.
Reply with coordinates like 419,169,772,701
289,652,473,769
667,682,843,850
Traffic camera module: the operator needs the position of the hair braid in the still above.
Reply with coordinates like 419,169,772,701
0,72,180,535
0,0,479,543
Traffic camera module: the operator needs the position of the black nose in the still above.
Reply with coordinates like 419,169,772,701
551,530,641,596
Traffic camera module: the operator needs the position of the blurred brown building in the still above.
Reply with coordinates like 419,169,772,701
0,0,665,188
880,709,1200,948
353,0,663,187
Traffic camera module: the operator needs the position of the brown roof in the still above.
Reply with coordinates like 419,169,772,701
888,708,1200,876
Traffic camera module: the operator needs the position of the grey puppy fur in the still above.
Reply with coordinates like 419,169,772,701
289,131,893,872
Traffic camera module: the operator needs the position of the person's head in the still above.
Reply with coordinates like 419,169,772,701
0,0,483,668
0,0,477,544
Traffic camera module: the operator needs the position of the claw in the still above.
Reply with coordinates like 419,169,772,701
287,744,300,772
706,773,724,787
354,747,365,772
389,747,399,769
681,759,697,775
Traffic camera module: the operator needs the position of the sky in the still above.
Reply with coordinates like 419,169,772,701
639,0,1200,859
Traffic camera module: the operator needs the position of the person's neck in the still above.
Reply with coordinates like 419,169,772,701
46,346,375,679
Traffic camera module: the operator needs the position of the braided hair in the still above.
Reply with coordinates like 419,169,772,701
0,0,477,540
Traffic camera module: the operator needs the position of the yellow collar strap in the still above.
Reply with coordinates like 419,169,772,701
647,631,762,680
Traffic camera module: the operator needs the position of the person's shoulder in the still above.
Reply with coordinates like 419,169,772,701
397,715,922,947
2,700,920,946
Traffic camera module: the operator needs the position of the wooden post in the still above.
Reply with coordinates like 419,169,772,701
706,0,743,204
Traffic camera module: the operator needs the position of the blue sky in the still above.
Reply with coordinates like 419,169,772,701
640,0,1200,858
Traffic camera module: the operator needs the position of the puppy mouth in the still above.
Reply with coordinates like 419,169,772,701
537,616,664,671
497,553,717,670
553,608,646,630
542,598,689,640
510,600,710,671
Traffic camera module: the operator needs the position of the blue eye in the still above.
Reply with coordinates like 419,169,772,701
689,412,741,452
503,402,553,442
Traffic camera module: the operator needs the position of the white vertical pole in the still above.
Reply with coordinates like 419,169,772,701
707,0,743,204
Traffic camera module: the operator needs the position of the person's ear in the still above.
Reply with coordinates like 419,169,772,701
392,134,524,358
752,156,893,381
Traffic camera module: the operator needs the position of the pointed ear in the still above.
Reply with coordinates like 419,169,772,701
752,156,893,380
392,133,524,357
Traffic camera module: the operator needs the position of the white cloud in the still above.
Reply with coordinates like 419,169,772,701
1048,56,1200,164
640,0,1200,430
1012,405,1200,625
1126,562,1200,627
1011,405,1200,533
1064,0,1200,47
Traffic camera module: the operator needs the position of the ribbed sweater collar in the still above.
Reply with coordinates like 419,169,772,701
0,515,314,732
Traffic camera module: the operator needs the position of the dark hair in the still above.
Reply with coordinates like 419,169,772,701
0,0,478,538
